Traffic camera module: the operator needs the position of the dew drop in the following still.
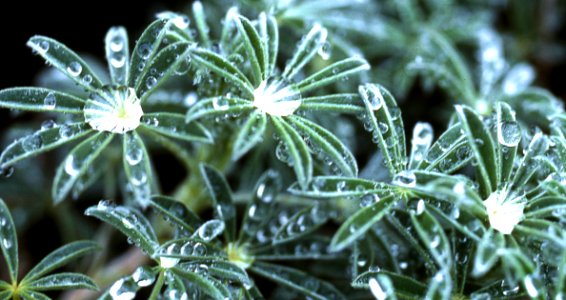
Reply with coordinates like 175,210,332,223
125,147,143,166
360,193,379,207
37,40,50,54
41,119,56,130
212,97,229,111
317,41,332,60
132,266,155,287
67,62,82,77
392,170,416,188
64,155,80,176
109,278,136,300
359,84,384,111
111,54,127,68
22,134,43,152
137,43,152,60
197,219,225,242
146,76,157,89
497,121,521,147
416,199,425,215
43,92,57,110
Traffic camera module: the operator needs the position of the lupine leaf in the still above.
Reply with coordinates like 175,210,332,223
353,270,427,299
27,273,97,291
192,1,211,48
149,196,201,233
122,131,154,207
232,112,267,160
495,102,519,186
294,57,370,93
282,24,327,79
0,199,18,283
141,113,212,143
27,36,104,93
271,117,312,189
185,96,254,123
288,176,392,198
410,208,452,268
22,241,98,283
129,19,171,88
156,238,225,260
299,94,364,114
0,88,85,113
170,268,230,300
105,27,130,86
200,164,237,242
234,15,266,84
273,204,328,245
52,132,114,203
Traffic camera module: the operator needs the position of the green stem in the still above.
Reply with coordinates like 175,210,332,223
148,270,166,300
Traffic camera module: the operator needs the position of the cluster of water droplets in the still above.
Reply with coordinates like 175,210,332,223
109,277,138,300
0,208,13,250
84,85,144,133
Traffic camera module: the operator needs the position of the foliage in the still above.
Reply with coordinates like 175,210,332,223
0,0,565,299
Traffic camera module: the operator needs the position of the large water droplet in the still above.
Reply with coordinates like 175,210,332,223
317,41,332,60
160,244,180,268
64,155,80,176
146,76,157,89
111,54,127,68
197,219,225,242
359,84,384,111
137,43,152,60
360,193,379,207
125,146,143,166
212,97,229,111
416,199,425,215
393,170,416,188
503,63,534,96
132,266,155,287
67,62,82,77
22,134,43,152
44,92,57,110
109,278,136,300
497,121,521,147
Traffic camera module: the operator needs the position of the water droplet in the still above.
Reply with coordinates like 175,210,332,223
37,40,50,54
137,43,152,60
360,193,379,207
109,278,136,300
64,155,80,176
160,244,180,268
41,120,56,130
416,199,425,215
430,235,440,248
0,166,14,178
132,266,155,287
2,238,12,249
22,134,43,152
67,62,82,77
497,121,521,147
392,170,416,188
413,122,433,147
192,242,206,256
336,180,346,192
130,169,147,186
146,76,157,89
368,278,387,300
125,146,143,166
197,219,225,242
212,96,229,111
111,54,127,68
317,41,332,60
44,92,57,110
359,84,384,110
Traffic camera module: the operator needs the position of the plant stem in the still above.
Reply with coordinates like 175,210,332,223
148,270,166,300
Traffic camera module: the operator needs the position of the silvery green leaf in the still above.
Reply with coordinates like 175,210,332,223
137,42,192,99
129,19,171,88
234,14,267,84
271,117,312,189
410,208,452,268
156,238,225,260
0,290,11,300
255,236,336,260
141,113,212,143
511,132,549,188
330,195,396,252
185,96,254,123
250,262,345,300
288,116,357,177
171,268,230,300
418,124,472,174
455,105,497,198
359,83,406,175
179,260,251,287
273,204,328,245
496,102,520,187
123,132,154,207
189,48,254,96
192,1,211,48
22,241,98,283
282,24,327,80
150,196,201,233
353,271,427,299
288,176,391,198
472,230,504,277
232,112,267,160
27,273,97,291
27,36,104,93
0,199,18,283
299,94,364,114
85,204,158,255
293,57,370,93
259,12,278,76
18,290,50,300
105,27,130,86
200,164,237,242
52,132,114,203
0,88,85,113
0,123,91,169
524,196,566,218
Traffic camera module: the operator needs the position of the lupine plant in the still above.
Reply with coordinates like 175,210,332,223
0,0,565,299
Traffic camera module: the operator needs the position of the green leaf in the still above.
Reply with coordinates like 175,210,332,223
273,204,328,245
288,116,358,177
189,48,254,96
22,241,98,283
149,196,201,233
0,88,85,113
294,57,370,93
200,164,237,242
418,124,472,174
282,24,327,79
0,123,92,169
27,273,97,291
172,268,230,300
511,132,549,188
0,290,11,300
192,1,211,48
353,270,427,299
122,132,154,207
137,42,191,99
185,96,254,123
52,132,113,203
156,238,225,260
455,105,497,198
180,260,251,287
232,112,267,160
525,196,566,218
495,102,519,187
17,290,50,300
234,14,266,84
299,94,364,114
271,117,312,189
129,19,171,88
288,176,391,198
359,83,406,175
330,195,396,252
410,207,452,268
250,262,345,300
259,12,278,77
85,204,159,255
105,27,130,86
0,199,18,283
141,112,212,143
27,36,104,93
472,230,505,277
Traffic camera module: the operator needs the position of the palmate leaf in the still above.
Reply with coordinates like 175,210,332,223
27,273,97,292
150,196,201,233
232,111,268,160
330,195,396,252
234,15,267,84
0,88,85,113
0,123,91,170
123,131,154,207
288,116,358,177
141,113,212,143
250,261,346,300
105,26,130,86
21,240,98,283
200,165,237,241
271,117,312,189
0,199,18,283
455,105,497,198
85,204,159,255
359,83,406,176
27,36,105,93
52,132,113,203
